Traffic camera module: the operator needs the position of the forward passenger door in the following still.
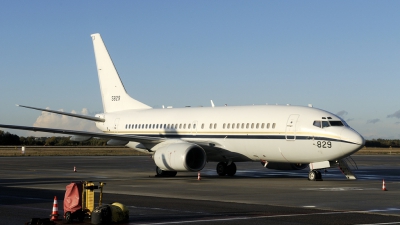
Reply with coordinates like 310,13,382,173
285,115,299,140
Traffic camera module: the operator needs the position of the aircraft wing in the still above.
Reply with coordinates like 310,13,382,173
0,124,164,144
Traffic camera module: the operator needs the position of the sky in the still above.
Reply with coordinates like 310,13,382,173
0,1,399,139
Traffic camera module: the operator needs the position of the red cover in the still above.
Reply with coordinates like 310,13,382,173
63,182,82,214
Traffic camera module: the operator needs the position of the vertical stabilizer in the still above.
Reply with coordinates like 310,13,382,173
91,33,151,113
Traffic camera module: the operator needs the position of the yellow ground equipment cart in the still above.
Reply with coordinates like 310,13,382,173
83,181,106,215
64,181,106,223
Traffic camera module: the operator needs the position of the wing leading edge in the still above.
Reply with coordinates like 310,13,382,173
17,104,105,122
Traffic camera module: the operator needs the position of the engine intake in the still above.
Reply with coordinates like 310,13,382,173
153,142,206,172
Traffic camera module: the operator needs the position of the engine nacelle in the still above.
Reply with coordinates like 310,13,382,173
153,142,206,172
70,135,92,142
107,139,129,146
265,162,308,170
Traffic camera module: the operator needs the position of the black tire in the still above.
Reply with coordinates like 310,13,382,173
226,163,237,176
156,166,166,176
216,162,227,176
78,210,85,222
65,211,72,223
308,170,317,181
156,167,177,177
167,171,177,177
316,170,322,180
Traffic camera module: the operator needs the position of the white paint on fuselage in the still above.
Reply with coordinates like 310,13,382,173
95,105,364,164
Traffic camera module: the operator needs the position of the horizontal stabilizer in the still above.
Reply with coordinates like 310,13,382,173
17,104,105,122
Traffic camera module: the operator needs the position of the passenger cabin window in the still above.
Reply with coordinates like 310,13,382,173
201,124,204,129
188,124,191,129
267,123,270,129
261,123,264,129
214,123,217,129
227,123,230,129
209,123,212,129
272,123,276,129
223,123,226,129
232,123,235,129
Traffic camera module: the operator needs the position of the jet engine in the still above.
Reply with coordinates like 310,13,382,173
264,162,308,170
153,142,206,172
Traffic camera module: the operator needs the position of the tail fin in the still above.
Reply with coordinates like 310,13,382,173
91,33,151,113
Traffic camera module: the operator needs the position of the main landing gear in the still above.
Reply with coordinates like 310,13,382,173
156,166,177,177
216,162,237,176
308,169,322,181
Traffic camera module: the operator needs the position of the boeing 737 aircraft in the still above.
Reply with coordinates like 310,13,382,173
0,33,365,181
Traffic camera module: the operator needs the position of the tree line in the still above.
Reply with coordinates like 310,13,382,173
0,130,399,147
0,130,108,146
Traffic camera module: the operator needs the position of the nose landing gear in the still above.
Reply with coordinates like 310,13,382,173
308,170,322,181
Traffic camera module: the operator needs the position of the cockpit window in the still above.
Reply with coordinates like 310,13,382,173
313,121,322,128
329,120,344,126
322,121,330,128
313,120,332,128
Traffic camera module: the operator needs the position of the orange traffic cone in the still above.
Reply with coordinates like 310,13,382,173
74,166,77,172
382,179,387,191
50,196,59,221
197,172,201,180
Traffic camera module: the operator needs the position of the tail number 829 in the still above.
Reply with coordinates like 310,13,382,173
316,141,332,148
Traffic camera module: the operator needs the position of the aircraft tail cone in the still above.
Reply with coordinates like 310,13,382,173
197,172,201,181
50,196,59,221
382,179,387,191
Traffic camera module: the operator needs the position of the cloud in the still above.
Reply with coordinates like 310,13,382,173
367,119,380,124
395,122,400,125
336,110,348,117
387,110,400,119
28,108,99,137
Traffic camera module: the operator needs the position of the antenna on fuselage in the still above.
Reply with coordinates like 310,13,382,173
211,100,215,108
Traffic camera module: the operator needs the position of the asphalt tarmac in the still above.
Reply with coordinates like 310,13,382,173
0,155,399,225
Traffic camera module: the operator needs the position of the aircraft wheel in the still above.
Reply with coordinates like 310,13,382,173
316,170,322,180
308,170,317,181
65,211,72,223
226,163,237,176
156,166,167,177
156,167,177,177
167,171,177,177
216,162,227,176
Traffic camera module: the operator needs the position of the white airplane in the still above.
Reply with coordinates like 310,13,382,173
0,33,365,181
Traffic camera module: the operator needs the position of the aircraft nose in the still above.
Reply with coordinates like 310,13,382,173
341,128,365,146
